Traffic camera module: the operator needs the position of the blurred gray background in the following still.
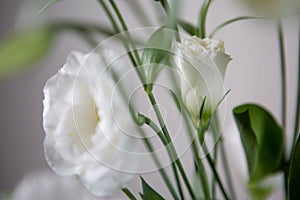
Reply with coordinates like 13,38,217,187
0,0,299,199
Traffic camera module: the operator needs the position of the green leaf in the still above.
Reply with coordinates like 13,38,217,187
289,134,300,200
233,104,284,183
140,27,174,84
141,177,165,200
177,20,198,35
122,188,137,200
0,27,55,77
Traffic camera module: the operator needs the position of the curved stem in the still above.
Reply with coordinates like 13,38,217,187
198,0,212,38
209,16,262,38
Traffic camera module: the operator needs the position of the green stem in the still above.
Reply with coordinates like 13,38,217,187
142,133,180,200
293,21,300,145
96,0,144,81
141,114,184,200
110,70,179,200
147,91,196,199
212,116,237,199
211,130,218,199
108,0,141,65
167,73,211,200
198,0,212,38
209,16,262,38
277,19,288,199
200,131,230,200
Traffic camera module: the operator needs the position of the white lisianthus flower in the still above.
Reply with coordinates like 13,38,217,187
43,49,139,196
174,36,231,127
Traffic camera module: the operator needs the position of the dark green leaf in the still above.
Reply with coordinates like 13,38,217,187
140,27,174,84
233,104,284,183
0,27,55,77
122,188,137,200
177,20,198,36
141,177,165,200
289,134,300,200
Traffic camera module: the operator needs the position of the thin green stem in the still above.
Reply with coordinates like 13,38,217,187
293,21,300,145
167,73,211,200
209,16,262,38
212,116,237,199
211,130,218,199
277,19,288,199
108,0,141,65
141,114,184,200
97,0,144,82
147,91,196,199
200,132,230,200
110,71,179,200
198,0,212,38
142,134,180,200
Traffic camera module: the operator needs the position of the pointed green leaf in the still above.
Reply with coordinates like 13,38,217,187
141,177,165,200
122,188,137,200
233,104,284,183
289,134,300,200
140,27,174,84
0,27,55,77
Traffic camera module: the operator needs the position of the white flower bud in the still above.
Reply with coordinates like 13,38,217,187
174,36,231,127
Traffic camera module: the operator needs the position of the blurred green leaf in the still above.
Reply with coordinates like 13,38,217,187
141,177,164,200
140,27,174,84
289,134,300,200
0,27,54,77
177,20,198,36
233,104,284,183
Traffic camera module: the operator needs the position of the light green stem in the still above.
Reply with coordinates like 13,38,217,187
198,0,212,38
147,91,196,199
199,130,230,200
211,115,237,199
141,114,185,199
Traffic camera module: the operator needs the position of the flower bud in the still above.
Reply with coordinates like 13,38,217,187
174,36,231,127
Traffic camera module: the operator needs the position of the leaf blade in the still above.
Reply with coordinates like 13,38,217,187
233,104,284,183
141,177,165,200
